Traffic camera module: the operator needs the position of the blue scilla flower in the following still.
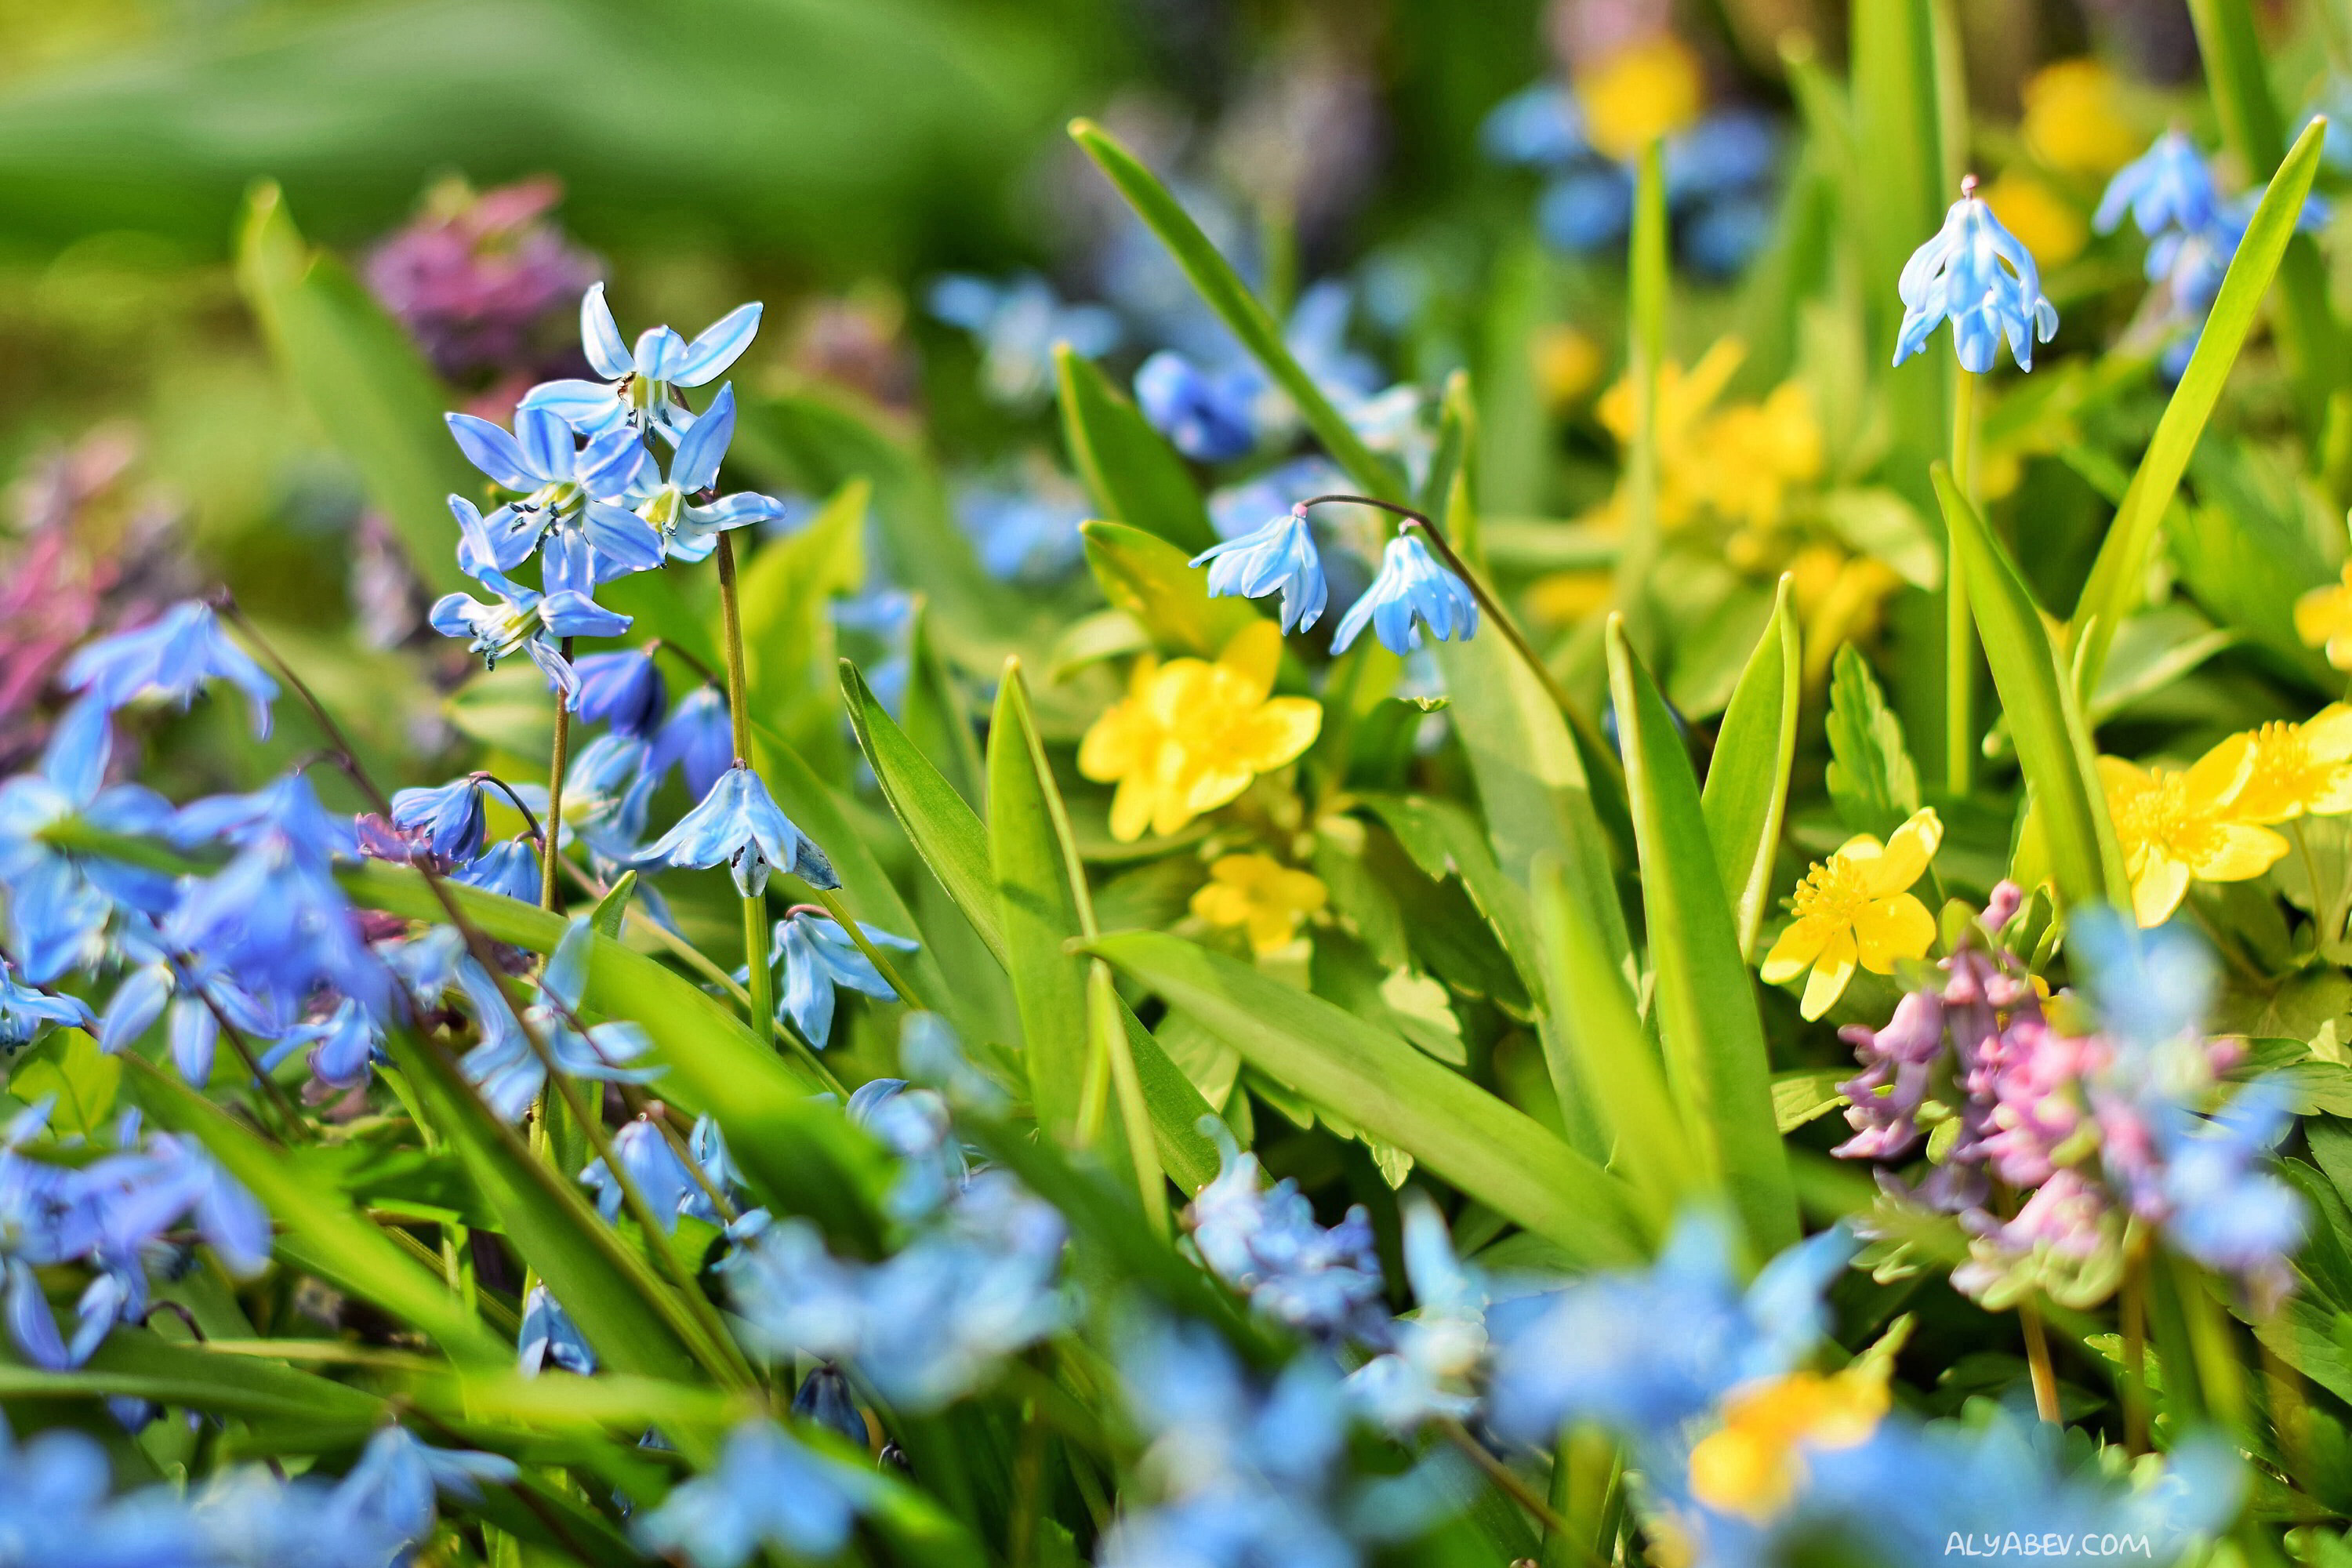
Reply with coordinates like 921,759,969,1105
579,1115,715,1232
1192,506,1330,634
518,1283,597,1376
572,648,666,737
614,383,798,564
432,499,633,710
191,1467,411,1568
461,917,659,1123
560,733,659,866
1537,165,1636,252
771,909,916,1047
1666,109,1780,206
0,700,176,984
1480,82,1588,168
389,777,492,863
927,272,1119,408
2095,129,2223,241
1185,1118,1386,1341
632,1418,875,1568
332,1426,517,1552
520,281,763,445
2156,1080,2307,1312
1682,189,1777,278
650,685,732,800
846,1077,964,1222
1134,350,1263,463
0,1418,204,1566
453,838,540,902
790,1365,866,1447
272,996,382,1088
60,600,278,738
1330,534,1479,655
645,764,837,897
1344,1192,1486,1433
1894,178,2060,373
953,479,1089,583
2067,906,2212,1051
723,1215,870,1363
0,960,93,1054
97,938,296,1087
445,405,659,580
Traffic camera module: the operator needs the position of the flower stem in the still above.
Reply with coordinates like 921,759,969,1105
2121,1243,2151,1456
2020,1293,2062,1424
713,533,775,1044
1947,368,1977,797
540,639,574,911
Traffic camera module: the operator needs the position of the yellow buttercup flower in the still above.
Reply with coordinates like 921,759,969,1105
1078,621,1323,842
1533,323,1605,410
2021,59,2141,177
1687,1368,1891,1521
2227,707,2352,825
1761,808,1943,1020
1191,854,1329,953
2100,735,2289,927
1575,34,1704,162
1982,169,2088,267
1590,339,1824,540
2295,563,2352,670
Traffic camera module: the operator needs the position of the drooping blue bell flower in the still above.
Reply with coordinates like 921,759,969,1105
769,909,916,1047
579,1115,728,1233
1191,506,1329,633
645,764,837,897
459,917,659,1122
572,648,667,737
790,1366,866,1447
445,405,660,579
332,1426,518,1552
0,961,93,1054
1185,1118,1386,1341
650,686,733,800
1893,178,2060,373
1134,350,1263,463
60,601,278,738
431,498,632,710
0,699,177,983
454,838,541,902
518,1283,597,1376
389,777,493,863
559,733,659,866
519,282,763,445
2095,129,2222,241
927,272,1119,408
1330,534,1478,655
631,1418,875,1568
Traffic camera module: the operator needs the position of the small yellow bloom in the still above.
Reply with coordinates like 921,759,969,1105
1690,381,1825,535
1078,622,1323,842
2021,59,2142,177
1191,854,1329,953
1527,568,1614,628
1533,323,1605,410
2101,735,2289,927
1575,34,1705,162
1687,1368,1890,1521
2227,707,2352,825
2296,563,2352,670
1982,169,2088,267
1761,808,1943,1020
1787,544,1905,688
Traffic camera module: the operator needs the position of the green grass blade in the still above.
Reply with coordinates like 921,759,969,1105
843,660,1004,962
1934,466,2130,909
902,597,987,808
1055,344,1217,555
1086,930,1644,1265
1082,519,1265,659
1606,618,1800,1258
1851,0,1950,504
1068,118,1401,499
0,1327,386,1430
2070,117,2328,695
1613,138,1670,631
1087,961,1170,1233
1700,575,1800,958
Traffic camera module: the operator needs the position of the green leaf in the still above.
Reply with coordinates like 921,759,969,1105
1081,519,1264,659
1055,345,1217,555
12,1029,118,1138
0,1327,385,1429
1824,644,1922,840
129,1060,508,1366
1933,467,2130,910
1606,619,1800,1259
1068,118,1399,499
1086,931,1643,1265
1700,575,1800,958
589,869,637,939
234,182,473,600
1772,1069,1853,1133
902,597,987,809
739,478,869,770
2069,117,2328,695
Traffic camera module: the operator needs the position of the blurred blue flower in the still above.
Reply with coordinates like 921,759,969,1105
572,648,666,737
790,1365,866,1446
845,1076,964,1222
1330,535,1478,655
646,764,837,897
1134,350,1263,462
1185,1119,1386,1341
460,917,659,1122
521,282,763,445
1894,181,2060,373
2095,130,2222,240
332,1426,517,1549
1539,164,1638,252
650,685,733,800
517,1283,596,1377
1345,1192,1486,1432
389,777,492,863
1480,82,1588,167
432,498,632,710
445,405,659,579
770,909,916,1046
927,272,1119,408
60,601,278,738
2067,906,2213,1051
1192,506,1329,633
453,838,540,903
1666,110,1780,205
2157,1080,2307,1311
1681,190,1777,278
0,1418,203,1566
274,995,381,1088
0,699,177,983
0,960,93,1054
953,481,1089,583
560,733,659,866
580,1113,732,1232
632,1418,874,1568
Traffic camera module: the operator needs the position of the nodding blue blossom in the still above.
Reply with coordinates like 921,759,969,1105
614,383,797,563
2095,130,2222,241
790,1365,866,1447
430,497,632,708
953,479,1089,583
845,1076,965,1222
579,1113,731,1232
631,1418,875,1568
444,405,659,579
332,1427,517,1549
0,1417,212,1565
520,282,763,445
517,1283,597,1376
60,601,278,738
1329,533,1478,656
459,917,659,1122
453,838,540,902
557,733,658,865
388,777,494,863
572,648,666,736
1134,351,1265,462
0,960,94,1054
926,272,1119,408
650,685,732,800
1190,506,1330,633
2153,1080,2307,1309
272,995,382,1088
645,764,837,897
1344,1192,1486,1432
98,935,295,1087
1480,82,1588,166
770,909,916,1046
0,699,177,983
1893,178,2060,373
1185,1118,1386,1341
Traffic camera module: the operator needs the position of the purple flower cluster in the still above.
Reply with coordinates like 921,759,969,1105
364,176,599,384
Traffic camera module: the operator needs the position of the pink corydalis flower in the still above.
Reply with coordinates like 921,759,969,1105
365,176,599,383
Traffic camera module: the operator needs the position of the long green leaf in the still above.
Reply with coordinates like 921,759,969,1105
0,1328,385,1429
2070,118,2327,695
1068,118,1399,499
1082,519,1264,659
1851,0,1950,515
1056,345,1218,554
901,597,986,809
1934,466,2130,909
1087,931,1643,1265
738,477,867,771
1700,575,1799,959
1606,619,1799,1258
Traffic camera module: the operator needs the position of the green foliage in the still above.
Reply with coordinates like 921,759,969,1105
1824,643,1922,840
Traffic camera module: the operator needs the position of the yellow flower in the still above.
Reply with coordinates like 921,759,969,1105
1191,854,1329,953
2021,59,2142,177
1787,544,1905,688
1690,381,1825,535
2295,563,2352,670
2227,707,2352,825
1761,808,1943,1020
1533,323,1605,410
1078,621,1323,842
1687,1368,1890,1522
1574,34,1704,162
2101,735,2289,927
1527,568,1614,628
1982,169,2088,267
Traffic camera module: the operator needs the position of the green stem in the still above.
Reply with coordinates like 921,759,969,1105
713,534,775,1043
1947,366,1976,797
2121,1242,2151,1457
2020,1293,2061,1425
540,640,574,910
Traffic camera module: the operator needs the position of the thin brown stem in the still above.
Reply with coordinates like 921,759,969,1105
2020,1295,2062,1425
644,637,723,688
2121,1243,2151,1457
468,772,546,846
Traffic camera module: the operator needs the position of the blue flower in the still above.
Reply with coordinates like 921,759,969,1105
789,1366,866,1447
274,996,382,1088
1134,350,1265,462
2067,907,2213,1051
459,917,659,1122
927,272,1119,408
453,838,540,902
519,282,763,445
650,686,733,800
613,384,798,563
0,1419,203,1566
1190,506,1329,633
632,1419,874,1568
1344,1192,1486,1432
1537,165,1635,252
771,909,916,1046
389,777,492,863
2094,130,2222,241
431,498,633,709
953,480,1089,583
1330,534,1478,655
1893,181,2060,373
2156,1080,2307,1311
0,960,94,1054
579,1114,728,1232
1185,1118,1386,1341
97,942,293,1086
645,764,837,897
332,1427,517,1551
572,648,666,736
517,1283,597,1376
845,1077,964,1222
60,601,278,738
444,405,659,579
1481,82,1588,168
0,699,177,982
1666,110,1780,206
559,733,658,866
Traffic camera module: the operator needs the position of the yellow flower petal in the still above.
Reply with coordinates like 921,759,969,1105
1854,894,1936,973
1227,697,1324,773
1864,808,1944,897
1799,930,1857,1021
2129,855,2191,928
2184,731,2257,808
1216,619,1283,702
1759,917,1828,984
2187,821,2289,883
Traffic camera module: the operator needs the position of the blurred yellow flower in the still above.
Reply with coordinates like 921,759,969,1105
1528,568,1615,628
1191,854,1328,953
2021,59,2141,177
2227,707,2352,824
1982,169,2088,267
1786,545,1905,688
1079,621,1323,842
2295,563,2352,670
1591,338,1823,541
1575,34,1704,162
2101,736,2288,927
1761,808,1944,1020
1688,1368,1890,1521
1533,323,1605,411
